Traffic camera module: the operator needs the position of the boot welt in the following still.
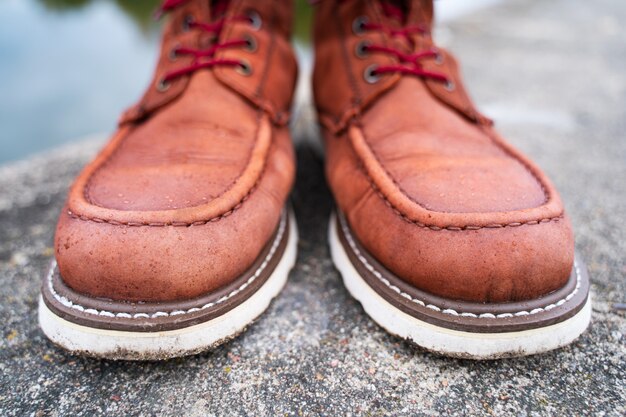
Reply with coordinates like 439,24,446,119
39,209,298,360
329,211,591,360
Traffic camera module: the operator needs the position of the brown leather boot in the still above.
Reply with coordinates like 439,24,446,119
314,0,590,358
39,0,298,360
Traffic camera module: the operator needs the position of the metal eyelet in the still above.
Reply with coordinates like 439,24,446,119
243,34,258,52
444,80,456,92
182,14,194,32
169,44,180,61
363,64,381,84
352,16,368,35
434,50,444,65
156,78,171,92
247,10,262,31
236,59,253,76
355,40,371,58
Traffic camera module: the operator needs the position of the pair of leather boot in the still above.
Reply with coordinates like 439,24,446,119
39,0,590,360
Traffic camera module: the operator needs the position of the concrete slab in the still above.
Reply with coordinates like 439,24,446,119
0,0,624,415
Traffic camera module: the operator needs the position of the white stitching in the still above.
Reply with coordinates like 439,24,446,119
339,215,581,319
46,214,287,319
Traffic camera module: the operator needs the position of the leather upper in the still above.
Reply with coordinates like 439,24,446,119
315,0,575,303
54,0,297,302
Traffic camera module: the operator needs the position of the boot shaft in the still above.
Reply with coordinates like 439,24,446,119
158,0,296,38
312,0,489,132
314,0,435,38
121,0,298,126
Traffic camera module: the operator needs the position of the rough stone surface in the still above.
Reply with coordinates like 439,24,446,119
1,0,624,415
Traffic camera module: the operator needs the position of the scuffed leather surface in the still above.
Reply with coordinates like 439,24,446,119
54,0,297,302
56,125,294,302
316,0,575,303
358,77,547,214
88,73,258,212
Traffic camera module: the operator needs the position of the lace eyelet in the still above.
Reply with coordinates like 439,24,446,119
156,78,171,92
352,16,369,35
236,59,253,76
444,80,455,92
182,14,194,32
363,64,381,84
434,50,444,65
355,40,371,58
168,44,180,62
243,34,258,53
247,10,262,31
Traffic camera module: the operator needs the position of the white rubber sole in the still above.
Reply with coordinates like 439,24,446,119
39,213,298,360
328,213,591,359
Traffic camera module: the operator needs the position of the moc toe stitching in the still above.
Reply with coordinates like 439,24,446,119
351,125,564,230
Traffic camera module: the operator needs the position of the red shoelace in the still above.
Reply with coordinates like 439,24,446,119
155,0,258,90
341,0,452,87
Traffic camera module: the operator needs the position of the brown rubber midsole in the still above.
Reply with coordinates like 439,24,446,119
336,212,589,333
41,210,290,332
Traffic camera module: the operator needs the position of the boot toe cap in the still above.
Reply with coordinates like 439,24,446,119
348,198,575,303
54,201,282,303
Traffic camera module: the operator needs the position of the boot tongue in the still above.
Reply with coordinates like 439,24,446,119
381,1,435,29
408,0,434,28
380,0,408,23
156,0,231,19
210,0,230,18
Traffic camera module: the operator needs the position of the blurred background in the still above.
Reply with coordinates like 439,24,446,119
0,0,311,164
0,0,308,163
0,2,624,415
0,0,500,163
